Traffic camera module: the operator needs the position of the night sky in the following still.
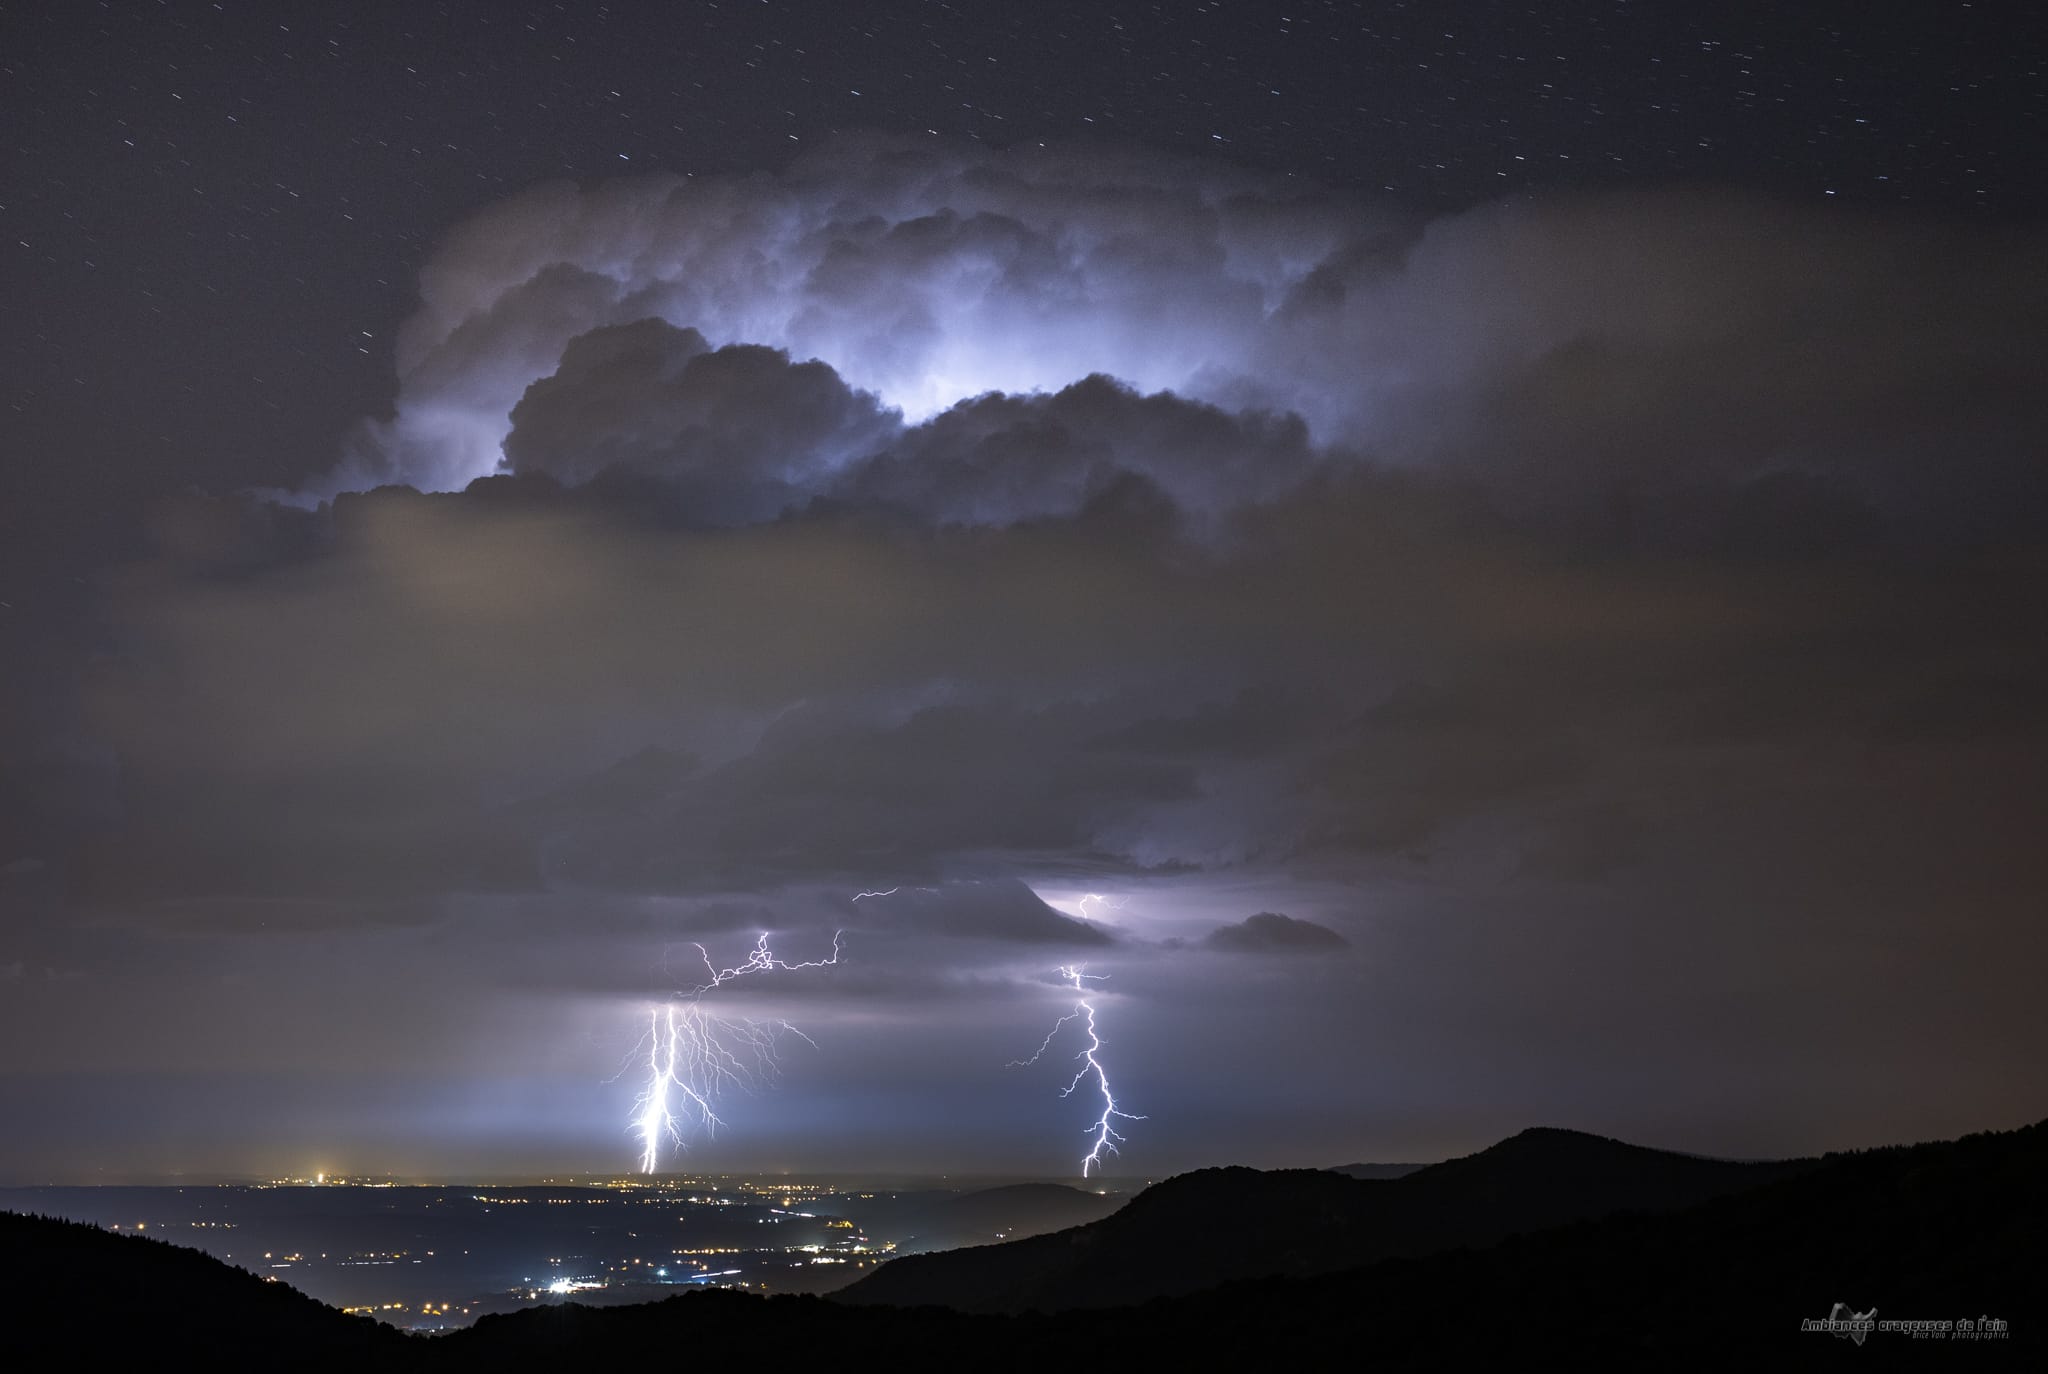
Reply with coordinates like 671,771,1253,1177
3,1,2045,1181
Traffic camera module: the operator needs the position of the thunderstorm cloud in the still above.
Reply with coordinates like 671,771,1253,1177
4,136,2046,1174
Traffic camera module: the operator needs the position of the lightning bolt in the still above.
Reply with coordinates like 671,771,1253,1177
630,931,842,1174
1012,964,1143,1177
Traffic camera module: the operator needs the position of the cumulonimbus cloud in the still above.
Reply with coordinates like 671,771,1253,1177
302,133,2047,554
9,136,2047,1171
80,138,2048,921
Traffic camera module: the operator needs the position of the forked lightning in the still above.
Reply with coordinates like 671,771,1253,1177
1013,964,1144,1176
631,931,842,1174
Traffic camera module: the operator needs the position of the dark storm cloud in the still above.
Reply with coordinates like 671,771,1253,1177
79,434,2048,953
1201,912,1351,953
504,320,901,501
835,374,1317,525
9,138,2048,1175
78,386,2048,913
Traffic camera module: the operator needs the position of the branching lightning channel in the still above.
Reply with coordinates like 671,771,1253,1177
1011,964,1144,1177
630,931,842,1174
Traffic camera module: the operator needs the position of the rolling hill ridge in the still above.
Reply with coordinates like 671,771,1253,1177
835,1124,1817,1311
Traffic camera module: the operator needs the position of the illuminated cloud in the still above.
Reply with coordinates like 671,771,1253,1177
297,137,2046,556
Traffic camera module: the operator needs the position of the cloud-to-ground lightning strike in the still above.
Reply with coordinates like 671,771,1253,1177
1012,965,1144,1177
631,931,842,1174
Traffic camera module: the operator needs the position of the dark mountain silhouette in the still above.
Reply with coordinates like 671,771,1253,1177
1328,1160,1428,1180
8,1119,2038,1365
835,1125,1816,1312
845,1182,1121,1254
0,1210,411,1365
444,1116,2044,1366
